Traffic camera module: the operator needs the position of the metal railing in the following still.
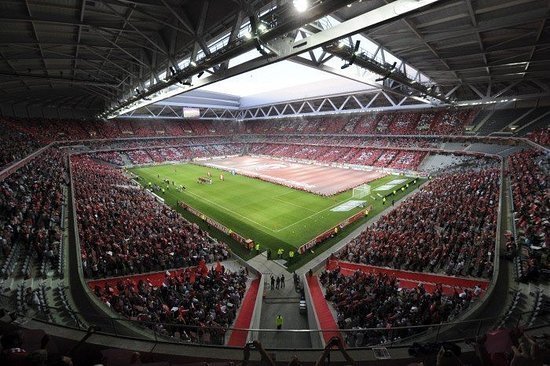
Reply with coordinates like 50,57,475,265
1,291,547,350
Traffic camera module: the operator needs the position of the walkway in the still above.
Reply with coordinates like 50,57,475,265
247,252,312,349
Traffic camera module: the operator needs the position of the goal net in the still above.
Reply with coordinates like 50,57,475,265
352,184,371,199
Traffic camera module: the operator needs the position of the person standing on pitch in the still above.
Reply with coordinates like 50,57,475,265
276,314,284,330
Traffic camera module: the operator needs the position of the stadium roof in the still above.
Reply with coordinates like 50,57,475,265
0,0,549,119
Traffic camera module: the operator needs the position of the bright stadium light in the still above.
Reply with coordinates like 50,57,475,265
293,0,309,12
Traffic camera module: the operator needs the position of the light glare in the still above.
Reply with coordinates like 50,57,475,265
293,0,308,12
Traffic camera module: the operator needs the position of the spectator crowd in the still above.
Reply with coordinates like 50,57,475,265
526,128,549,147
93,265,248,344
0,148,66,279
508,150,549,281
0,119,42,171
72,156,229,278
339,167,500,278
320,267,475,346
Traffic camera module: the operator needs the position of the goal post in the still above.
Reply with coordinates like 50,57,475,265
352,184,371,199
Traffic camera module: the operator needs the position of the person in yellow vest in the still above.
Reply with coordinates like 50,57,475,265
255,243,260,254
383,197,386,205
288,250,294,263
401,186,405,192
276,314,284,330
393,190,397,195
277,248,284,259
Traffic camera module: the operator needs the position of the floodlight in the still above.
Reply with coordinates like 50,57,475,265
293,0,308,12
179,78,192,86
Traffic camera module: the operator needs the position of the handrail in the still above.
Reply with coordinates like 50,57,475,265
2,290,545,345
0,142,55,181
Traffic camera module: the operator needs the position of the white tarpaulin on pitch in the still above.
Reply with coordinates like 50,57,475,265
330,200,367,212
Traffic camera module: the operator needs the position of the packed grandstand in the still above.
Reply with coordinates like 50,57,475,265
1,0,550,365
0,112,548,363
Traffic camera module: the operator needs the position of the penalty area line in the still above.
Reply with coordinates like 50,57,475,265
272,197,354,233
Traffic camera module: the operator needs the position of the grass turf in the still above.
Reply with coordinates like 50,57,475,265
130,163,420,267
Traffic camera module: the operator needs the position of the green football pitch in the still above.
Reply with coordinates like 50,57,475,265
130,163,418,259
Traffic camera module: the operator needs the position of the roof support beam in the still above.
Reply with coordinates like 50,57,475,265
0,72,117,87
220,10,245,71
84,46,138,79
464,0,490,79
95,29,149,69
159,0,194,35
0,15,151,34
382,0,461,83
99,0,168,56
524,17,548,75
73,0,86,79
110,0,445,117
423,8,547,43
24,0,51,88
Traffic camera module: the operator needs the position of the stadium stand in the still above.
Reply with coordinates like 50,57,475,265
71,156,229,278
508,150,549,282
319,268,475,345
526,128,550,146
90,266,249,343
0,148,66,280
338,166,500,278
0,119,42,171
89,151,126,166
2,0,550,363
125,149,154,165
476,109,529,136
418,154,473,174
514,108,550,135
0,110,485,148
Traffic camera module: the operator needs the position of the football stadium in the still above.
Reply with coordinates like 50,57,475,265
0,0,548,365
